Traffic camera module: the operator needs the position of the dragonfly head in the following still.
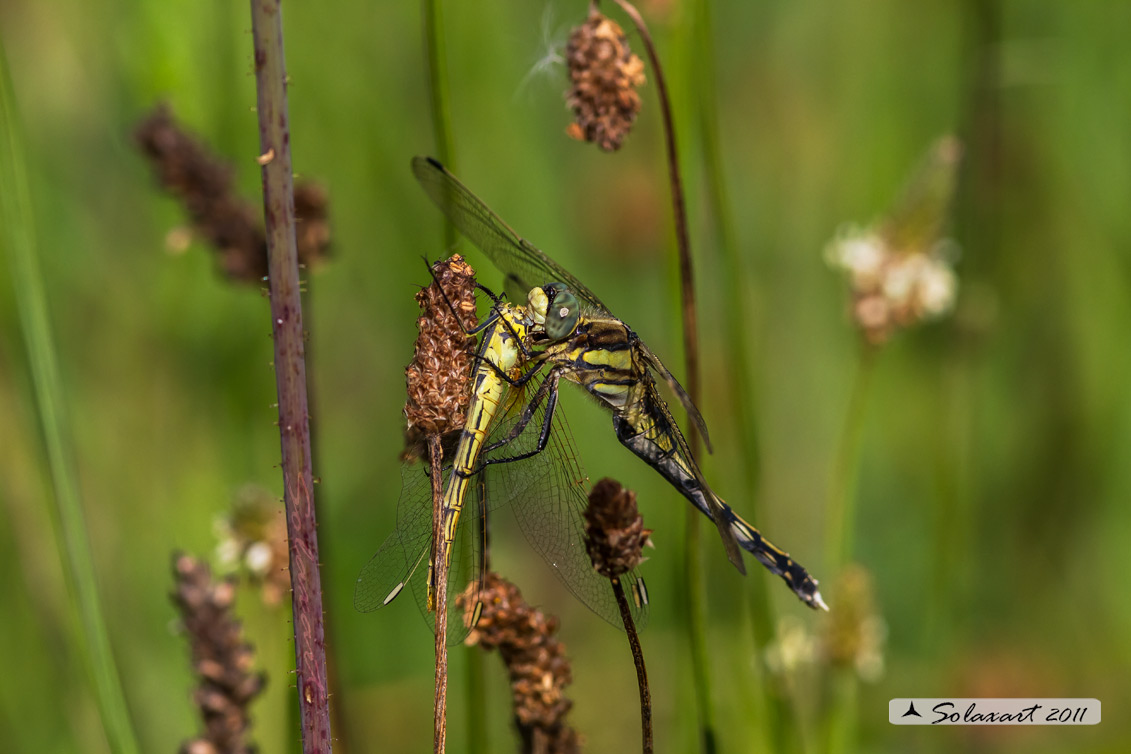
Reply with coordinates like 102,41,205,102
528,283,581,341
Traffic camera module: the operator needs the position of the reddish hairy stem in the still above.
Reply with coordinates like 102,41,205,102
608,3,718,750
429,434,449,753
610,0,701,454
249,2,332,751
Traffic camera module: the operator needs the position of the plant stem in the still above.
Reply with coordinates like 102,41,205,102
429,435,450,753
826,669,857,754
423,0,457,249
687,2,801,749
0,43,141,754
825,343,878,572
613,577,653,753
248,2,332,751
821,345,877,754
609,1,716,748
422,2,459,747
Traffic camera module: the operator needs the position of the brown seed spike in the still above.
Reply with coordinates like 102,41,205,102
584,478,652,578
134,104,332,283
171,552,265,754
565,6,646,152
457,573,579,753
402,255,478,456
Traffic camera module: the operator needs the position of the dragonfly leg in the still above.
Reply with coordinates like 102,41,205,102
477,369,562,468
471,350,549,390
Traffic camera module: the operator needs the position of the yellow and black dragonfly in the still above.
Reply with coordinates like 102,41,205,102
354,285,649,641
412,156,826,611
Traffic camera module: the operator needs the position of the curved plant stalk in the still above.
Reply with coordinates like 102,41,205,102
821,344,876,754
424,0,457,250
605,1,718,748
686,1,806,750
0,44,141,754
825,344,878,573
421,1,467,748
613,576,653,754
248,2,333,751
607,0,717,748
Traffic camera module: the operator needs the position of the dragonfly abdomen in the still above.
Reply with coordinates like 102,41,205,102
724,508,827,611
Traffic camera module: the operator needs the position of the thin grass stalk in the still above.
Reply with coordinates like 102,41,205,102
248,2,333,751
820,345,876,754
607,1,717,748
422,2,465,746
826,669,858,754
613,577,653,753
605,0,716,747
824,344,878,572
0,46,141,754
686,2,802,750
429,434,450,752
423,0,457,250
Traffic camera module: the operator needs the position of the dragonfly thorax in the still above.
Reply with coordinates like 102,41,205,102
527,282,580,341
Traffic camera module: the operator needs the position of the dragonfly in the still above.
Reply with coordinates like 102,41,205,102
412,155,827,611
354,286,649,641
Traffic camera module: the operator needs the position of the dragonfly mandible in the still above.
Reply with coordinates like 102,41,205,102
412,156,826,611
354,285,649,642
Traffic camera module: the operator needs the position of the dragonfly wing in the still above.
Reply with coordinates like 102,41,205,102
638,340,713,454
486,372,649,629
404,476,487,646
354,461,433,613
412,156,612,314
354,458,483,645
641,379,745,573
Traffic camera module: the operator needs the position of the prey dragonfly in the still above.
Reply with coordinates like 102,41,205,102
354,273,649,641
412,156,826,610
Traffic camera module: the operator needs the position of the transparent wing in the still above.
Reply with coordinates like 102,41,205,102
413,156,713,452
353,459,490,645
486,372,650,629
637,340,713,453
412,156,612,314
637,376,745,573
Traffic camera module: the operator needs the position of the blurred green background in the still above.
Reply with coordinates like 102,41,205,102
2,0,1130,752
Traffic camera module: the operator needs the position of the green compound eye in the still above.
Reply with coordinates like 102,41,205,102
543,284,580,340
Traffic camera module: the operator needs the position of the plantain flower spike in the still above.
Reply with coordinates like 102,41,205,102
584,478,652,578
458,573,579,753
565,4,646,152
821,564,887,681
402,255,478,459
826,136,963,344
171,553,266,754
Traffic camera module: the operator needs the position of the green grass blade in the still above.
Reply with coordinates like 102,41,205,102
0,43,140,754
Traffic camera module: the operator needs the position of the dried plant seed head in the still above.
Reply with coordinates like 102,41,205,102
403,255,478,452
171,552,266,754
134,104,333,284
584,477,651,578
565,7,646,152
457,573,579,752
